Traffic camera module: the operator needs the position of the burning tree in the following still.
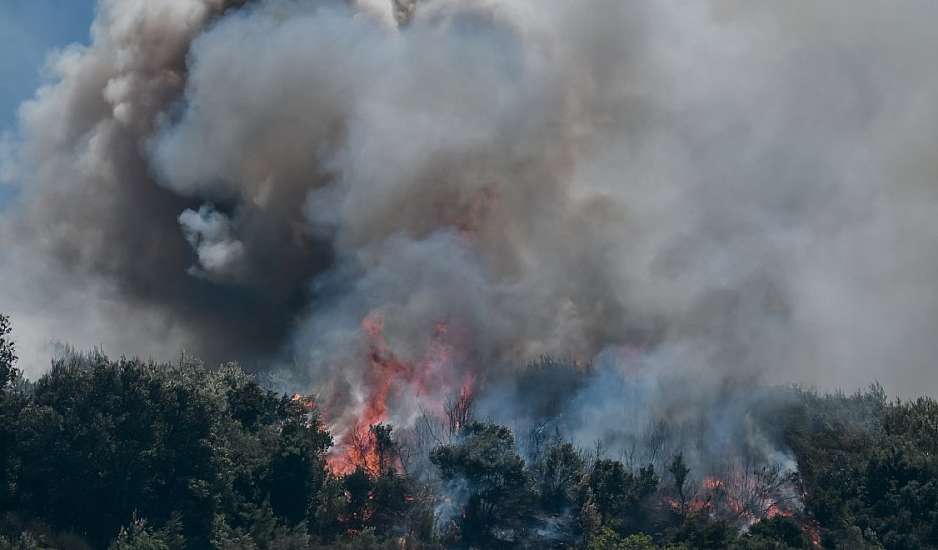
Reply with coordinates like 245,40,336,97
703,461,800,527
445,388,474,437
668,453,692,522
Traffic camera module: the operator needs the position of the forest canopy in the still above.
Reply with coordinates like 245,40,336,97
1,314,937,549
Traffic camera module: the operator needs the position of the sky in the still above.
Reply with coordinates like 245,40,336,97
0,0,95,204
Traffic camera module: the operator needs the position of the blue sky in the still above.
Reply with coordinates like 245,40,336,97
1,0,96,203
0,0,96,131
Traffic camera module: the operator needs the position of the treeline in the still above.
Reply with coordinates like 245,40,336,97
0,315,937,549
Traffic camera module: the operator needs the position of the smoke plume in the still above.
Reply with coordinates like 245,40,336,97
4,0,938,465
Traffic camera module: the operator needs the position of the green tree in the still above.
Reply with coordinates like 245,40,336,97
0,314,22,510
588,528,657,550
784,385,938,549
6,354,332,548
733,516,811,549
585,459,658,533
109,515,184,550
431,422,532,546
668,515,733,550
0,315,17,391
533,441,585,512
268,395,332,525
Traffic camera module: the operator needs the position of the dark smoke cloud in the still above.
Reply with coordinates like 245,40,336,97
3,0,938,444
1,0,329,368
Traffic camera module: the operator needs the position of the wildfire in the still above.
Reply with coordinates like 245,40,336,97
664,469,818,546
321,179,497,476
290,393,316,410
803,520,822,547
663,468,821,548
326,310,469,475
702,476,723,492
764,503,794,519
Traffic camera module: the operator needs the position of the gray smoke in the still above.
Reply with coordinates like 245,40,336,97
3,0,938,454
1,0,327,370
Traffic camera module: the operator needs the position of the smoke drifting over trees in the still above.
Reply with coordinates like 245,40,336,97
0,350,936,548
3,4,938,544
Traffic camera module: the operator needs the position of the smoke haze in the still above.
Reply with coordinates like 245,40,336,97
3,0,938,458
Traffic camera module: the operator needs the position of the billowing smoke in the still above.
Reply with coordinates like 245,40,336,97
4,0,938,471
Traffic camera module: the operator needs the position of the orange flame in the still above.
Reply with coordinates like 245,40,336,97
667,471,801,530
326,311,469,475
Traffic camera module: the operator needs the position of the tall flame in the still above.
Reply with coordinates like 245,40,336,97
326,311,468,474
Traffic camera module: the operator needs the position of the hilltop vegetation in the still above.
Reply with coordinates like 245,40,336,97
1,314,937,549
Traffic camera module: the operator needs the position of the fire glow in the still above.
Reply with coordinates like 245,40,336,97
665,471,818,546
325,311,471,475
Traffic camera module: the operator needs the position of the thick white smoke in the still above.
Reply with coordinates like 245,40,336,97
3,1,938,459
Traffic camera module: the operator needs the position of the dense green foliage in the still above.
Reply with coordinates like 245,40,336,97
784,384,938,549
0,315,937,549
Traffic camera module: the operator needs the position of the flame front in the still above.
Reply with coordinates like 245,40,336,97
325,311,468,475
665,470,817,546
